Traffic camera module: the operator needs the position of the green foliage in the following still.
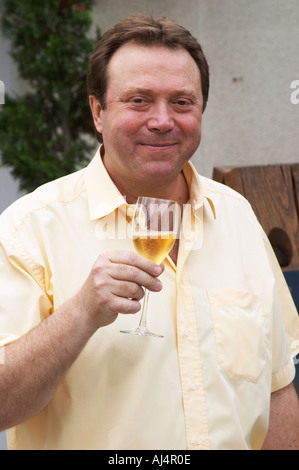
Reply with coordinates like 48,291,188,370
0,0,101,192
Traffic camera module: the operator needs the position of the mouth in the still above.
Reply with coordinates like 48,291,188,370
140,143,177,151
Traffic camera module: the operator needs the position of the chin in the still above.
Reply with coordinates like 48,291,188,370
141,159,182,178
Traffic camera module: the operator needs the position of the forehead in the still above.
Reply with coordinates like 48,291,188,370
106,43,201,94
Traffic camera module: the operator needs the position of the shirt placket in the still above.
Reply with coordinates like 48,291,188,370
176,206,210,450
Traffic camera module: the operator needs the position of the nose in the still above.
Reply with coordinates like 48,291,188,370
147,101,174,133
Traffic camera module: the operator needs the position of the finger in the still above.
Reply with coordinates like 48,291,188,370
112,295,142,315
108,263,163,293
107,251,164,277
111,280,145,301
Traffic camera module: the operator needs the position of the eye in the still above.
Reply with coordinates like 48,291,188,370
132,98,145,104
177,100,189,106
173,98,193,111
128,97,150,108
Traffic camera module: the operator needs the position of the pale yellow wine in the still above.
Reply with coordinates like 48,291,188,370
133,232,176,264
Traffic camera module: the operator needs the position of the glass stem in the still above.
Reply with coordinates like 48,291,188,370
138,289,149,330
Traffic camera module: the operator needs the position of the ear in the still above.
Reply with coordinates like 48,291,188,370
89,95,103,134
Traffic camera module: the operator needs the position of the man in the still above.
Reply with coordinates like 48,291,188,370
0,14,298,450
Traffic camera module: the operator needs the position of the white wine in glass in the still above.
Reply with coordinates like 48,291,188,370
120,196,180,338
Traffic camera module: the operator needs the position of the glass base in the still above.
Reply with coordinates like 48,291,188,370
120,326,164,338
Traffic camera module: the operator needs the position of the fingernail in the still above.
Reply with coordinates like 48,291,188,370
154,266,162,275
156,279,162,290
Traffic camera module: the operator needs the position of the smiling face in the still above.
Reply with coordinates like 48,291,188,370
89,43,203,201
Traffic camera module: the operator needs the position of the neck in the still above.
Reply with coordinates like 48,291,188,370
106,165,189,210
127,175,187,215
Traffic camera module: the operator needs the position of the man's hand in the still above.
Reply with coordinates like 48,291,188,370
77,251,164,329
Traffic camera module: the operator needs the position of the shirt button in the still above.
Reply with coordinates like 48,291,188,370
196,438,202,445
184,329,189,337
190,383,198,390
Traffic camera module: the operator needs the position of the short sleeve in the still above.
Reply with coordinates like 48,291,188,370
262,233,299,392
0,236,53,348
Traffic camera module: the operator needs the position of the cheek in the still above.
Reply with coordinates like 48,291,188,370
181,116,202,145
119,112,145,135
108,112,143,141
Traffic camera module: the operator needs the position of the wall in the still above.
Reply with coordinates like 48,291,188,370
197,0,299,177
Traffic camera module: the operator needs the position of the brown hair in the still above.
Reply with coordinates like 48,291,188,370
87,14,209,142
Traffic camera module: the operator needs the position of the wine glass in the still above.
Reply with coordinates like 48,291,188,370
120,196,180,338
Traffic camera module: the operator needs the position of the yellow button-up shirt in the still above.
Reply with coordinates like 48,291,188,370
0,148,298,450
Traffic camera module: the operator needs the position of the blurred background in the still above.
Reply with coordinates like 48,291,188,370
1,0,299,451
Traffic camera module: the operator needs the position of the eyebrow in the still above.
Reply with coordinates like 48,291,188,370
120,87,201,102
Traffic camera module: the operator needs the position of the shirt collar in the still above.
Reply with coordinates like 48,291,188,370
183,160,217,220
85,146,216,221
85,146,128,221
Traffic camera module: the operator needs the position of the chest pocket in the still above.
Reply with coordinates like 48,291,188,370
207,289,267,382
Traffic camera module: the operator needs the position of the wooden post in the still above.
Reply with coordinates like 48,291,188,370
213,164,299,271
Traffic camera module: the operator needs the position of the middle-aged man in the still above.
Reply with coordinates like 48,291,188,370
0,14,298,450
